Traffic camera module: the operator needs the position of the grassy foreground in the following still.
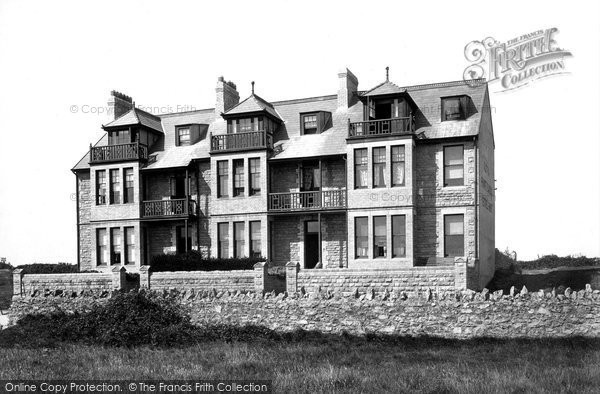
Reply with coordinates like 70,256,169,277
1,337,599,393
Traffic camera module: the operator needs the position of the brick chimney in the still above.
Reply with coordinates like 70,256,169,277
107,90,133,120
215,76,240,116
337,68,358,110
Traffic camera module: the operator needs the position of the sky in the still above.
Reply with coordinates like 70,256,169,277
0,0,599,264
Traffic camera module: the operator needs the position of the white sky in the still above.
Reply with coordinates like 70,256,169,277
0,0,599,265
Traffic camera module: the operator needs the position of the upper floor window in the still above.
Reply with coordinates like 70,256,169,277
109,129,134,145
442,96,469,121
123,168,134,203
372,147,386,188
373,216,387,258
96,170,106,205
300,112,332,135
354,149,368,189
109,169,120,204
177,127,190,146
249,158,261,196
391,146,405,187
444,214,464,257
233,159,244,197
355,217,368,258
217,161,229,198
227,117,277,134
443,145,464,186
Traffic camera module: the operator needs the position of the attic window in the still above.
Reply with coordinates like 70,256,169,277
177,127,191,146
442,96,469,121
300,111,332,135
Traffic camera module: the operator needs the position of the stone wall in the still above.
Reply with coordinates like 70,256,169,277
287,264,458,295
12,268,125,297
8,286,600,339
139,263,268,294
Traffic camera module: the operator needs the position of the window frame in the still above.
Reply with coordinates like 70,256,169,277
301,113,318,135
441,95,468,121
392,215,406,258
96,228,108,266
391,145,406,187
372,147,386,188
109,169,120,204
248,158,261,196
176,127,191,146
96,170,107,205
217,160,229,198
124,227,135,265
354,148,368,189
354,217,368,259
123,168,134,203
443,145,465,187
372,216,387,258
110,227,121,265
233,221,245,258
217,223,229,259
249,221,261,258
233,159,245,197
444,214,465,257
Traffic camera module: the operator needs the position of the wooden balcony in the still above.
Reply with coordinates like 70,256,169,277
210,131,273,153
89,142,148,164
348,116,414,138
141,198,197,219
268,190,347,212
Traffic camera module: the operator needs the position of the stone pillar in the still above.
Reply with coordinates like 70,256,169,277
12,269,23,297
111,266,126,290
454,257,467,291
254,261,268,294
139,265,151,289
286,262,299,294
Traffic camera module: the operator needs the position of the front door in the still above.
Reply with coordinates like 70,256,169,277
304,221,319,269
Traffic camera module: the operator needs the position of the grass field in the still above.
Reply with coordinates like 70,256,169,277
1,336,599,393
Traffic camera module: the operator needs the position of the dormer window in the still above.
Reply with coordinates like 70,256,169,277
300,111,332,135
442,96,470,121
175,124,207,146
177,127,190,146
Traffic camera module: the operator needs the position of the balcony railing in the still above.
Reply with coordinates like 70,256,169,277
210,131,273,153
90,142,148,164
141,198,197,219
348,116,414,138
268,190,347,212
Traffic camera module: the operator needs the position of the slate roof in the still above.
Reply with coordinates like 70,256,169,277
361,80,405,96
72,78,489,171
104,107,164,134
224,94,282,121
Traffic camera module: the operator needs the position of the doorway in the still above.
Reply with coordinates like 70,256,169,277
304,221,320,269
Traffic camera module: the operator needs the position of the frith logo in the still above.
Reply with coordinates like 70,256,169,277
463,28,572,92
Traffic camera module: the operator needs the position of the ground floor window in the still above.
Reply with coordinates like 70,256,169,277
96,228,108,266
392,215,406,257
110,228,121,265
444,214,464,257
234,222,245,258
373,216,387,258
124,227,135,264
218,223,229,258
355,217,368,258
250,221,261,257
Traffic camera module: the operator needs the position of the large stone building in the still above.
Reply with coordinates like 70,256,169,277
72,68,496,289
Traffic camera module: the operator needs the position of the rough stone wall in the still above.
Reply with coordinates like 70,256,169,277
77,172,93,271
292,267,456,295
147,271,256,293
321,213,347,268
19,273,115,296
9,287,600,339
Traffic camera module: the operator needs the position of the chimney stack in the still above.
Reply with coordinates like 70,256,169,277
337,68,358,110
107,90,133,120
215,76,240,116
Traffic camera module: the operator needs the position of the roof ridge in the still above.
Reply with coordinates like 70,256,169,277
401,79,487,91
134,106,162,121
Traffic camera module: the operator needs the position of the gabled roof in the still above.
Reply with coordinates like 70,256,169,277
223,94,282,121
361,80,405,96
103,107,164,133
